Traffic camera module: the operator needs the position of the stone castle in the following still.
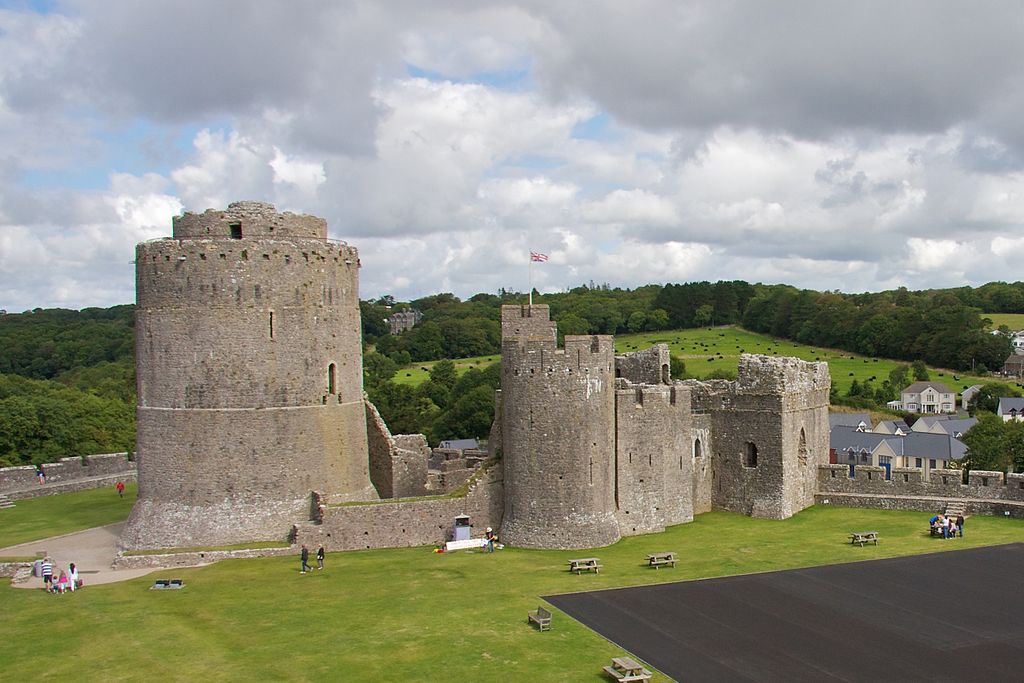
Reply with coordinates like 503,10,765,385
119,202,829,552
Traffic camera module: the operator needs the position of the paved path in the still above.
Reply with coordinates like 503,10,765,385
1,522,192,589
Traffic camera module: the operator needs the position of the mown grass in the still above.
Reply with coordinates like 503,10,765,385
0,483,137,548
2,506,1023,681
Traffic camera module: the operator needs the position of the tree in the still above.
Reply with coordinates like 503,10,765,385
363,352,398,390
645,308,669,331
961,414,1024,472
911,360,930,381
693,304,714,328
669,356,687,380
626,311,647,333
967,382,1023,415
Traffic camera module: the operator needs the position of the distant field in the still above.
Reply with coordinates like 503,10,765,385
984,313,1024,331
393,326,991,396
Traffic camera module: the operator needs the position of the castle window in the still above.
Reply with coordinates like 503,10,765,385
229,222,242,239
269,312,274,339
661,363,669,384
328,363,336,395
798,428,808,466
694,438,703,459
743,442,758,468
903,474,909,483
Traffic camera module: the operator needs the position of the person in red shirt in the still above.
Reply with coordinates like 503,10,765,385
115,481,125,498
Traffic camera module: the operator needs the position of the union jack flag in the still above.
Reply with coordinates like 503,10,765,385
530,252,548,262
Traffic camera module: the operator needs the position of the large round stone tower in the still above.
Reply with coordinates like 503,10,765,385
120,201,377,550
498,305,620,549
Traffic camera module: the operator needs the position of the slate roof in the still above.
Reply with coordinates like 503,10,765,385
829,425,966,462
941,418,978,437
829,426,888,452
829,413,871,429
998,398,1024,414
902,381,954,395
874,419,911,434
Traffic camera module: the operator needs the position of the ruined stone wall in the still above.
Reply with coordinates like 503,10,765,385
615,344,670,384
686,382,727,515
365,401,428,499
614,383,693,536
124,202,375,551
710,355,830,520
0,453,134,494
295,465,504,551
499,304,619,549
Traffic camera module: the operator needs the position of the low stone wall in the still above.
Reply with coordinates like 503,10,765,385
5,472,137,501
0,453,136,497
818,465,1024,502
0,561,34,579
113,546,295,570
295,464,503,551
815,493,1024,519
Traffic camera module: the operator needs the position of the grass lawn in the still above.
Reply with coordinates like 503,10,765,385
0,483,137,549
985,312,1024,331
392,326,991,397
2,505,1023,680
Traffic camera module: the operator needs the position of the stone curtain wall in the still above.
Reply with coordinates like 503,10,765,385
294,465,504,551
614,344,670,384
614,382,694,535
0,453,135,498
816,465,1024,517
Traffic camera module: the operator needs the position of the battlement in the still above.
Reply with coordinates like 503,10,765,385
172,201,329,240
735,354,830,395
500,304,557,344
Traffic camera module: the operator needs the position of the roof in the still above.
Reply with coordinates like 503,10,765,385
1005,355,1024,366
830,426,889,453
829,413,871,429
438,438,480,450
902,381,954,395
874,419,910,434
830,425,967,462
998,398,1024,413
941,418,978,437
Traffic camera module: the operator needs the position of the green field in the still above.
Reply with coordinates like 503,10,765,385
985,313,1024,331
3,504,1024,680
392,326,991,397
0,483,137,549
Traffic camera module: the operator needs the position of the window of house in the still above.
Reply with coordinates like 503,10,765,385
929,459,936,469
743,442,758,468
915,458,923,468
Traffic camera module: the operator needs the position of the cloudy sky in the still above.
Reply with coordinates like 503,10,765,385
1,1,1023,312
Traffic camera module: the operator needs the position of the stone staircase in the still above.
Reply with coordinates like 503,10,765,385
944,501,967,518
0,493,14,509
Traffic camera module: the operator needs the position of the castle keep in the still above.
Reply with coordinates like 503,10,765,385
121,202,376,550
122,202,836,554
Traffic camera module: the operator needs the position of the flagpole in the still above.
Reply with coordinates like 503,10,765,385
528,253,533,306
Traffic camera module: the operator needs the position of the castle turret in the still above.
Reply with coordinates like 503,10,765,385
121,202,377,550
499,305,620,549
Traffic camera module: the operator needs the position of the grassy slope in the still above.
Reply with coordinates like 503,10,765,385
985,313,1024,331
0,483,137,549
391,327,990,396
2,506,1023,681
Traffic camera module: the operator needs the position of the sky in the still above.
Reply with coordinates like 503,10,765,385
1,1,1023,312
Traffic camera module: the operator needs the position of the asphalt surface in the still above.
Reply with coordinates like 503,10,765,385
546,544,1024,682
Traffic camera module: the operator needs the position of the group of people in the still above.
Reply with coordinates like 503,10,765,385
299,544,325,573
930,513,965,539
40,557,82,594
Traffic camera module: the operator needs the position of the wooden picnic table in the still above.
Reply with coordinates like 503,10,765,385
849,531,879,547
567,557,602,574
603,656,653,682
646,552,677,568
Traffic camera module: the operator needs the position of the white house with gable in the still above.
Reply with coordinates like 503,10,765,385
901,381,956,414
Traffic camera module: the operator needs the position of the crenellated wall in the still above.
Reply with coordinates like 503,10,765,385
0,453,135,498
615,344,670,384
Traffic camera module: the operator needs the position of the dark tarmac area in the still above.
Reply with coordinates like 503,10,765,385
545,543,1024,682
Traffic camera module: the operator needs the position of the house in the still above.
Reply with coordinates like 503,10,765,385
873,419,910,436
997,397,1024,422
387,309,423,335
900,381,956,414
960,384,983,411
1003,353,1024,379
1012,331,1024,350
912,416,977,438
829,413,871,431
829,426,966,477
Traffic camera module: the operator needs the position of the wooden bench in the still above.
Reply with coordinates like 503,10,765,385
647,552,677,569
849,531,879,547
568,557,602,574
603,656,653,682
527,606,551,631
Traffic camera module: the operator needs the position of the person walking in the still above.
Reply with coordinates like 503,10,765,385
316,544,325,570
41,556,54,592
956,514,965,537
115,481,125,498
300,545,311,574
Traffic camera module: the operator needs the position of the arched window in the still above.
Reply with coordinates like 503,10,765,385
661,363,670,384
743,442,758,468
328,363,336,395
694,438,703,459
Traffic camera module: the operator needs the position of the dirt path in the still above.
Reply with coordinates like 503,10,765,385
1,522,182,589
